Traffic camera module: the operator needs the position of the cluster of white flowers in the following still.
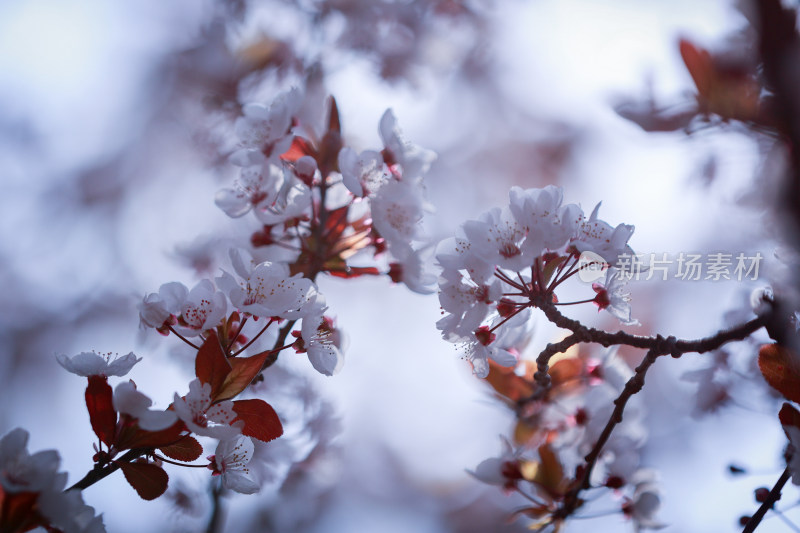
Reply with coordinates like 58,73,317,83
437,185,637,376
217,88,438,296
470,348,664,529
0,429,104,532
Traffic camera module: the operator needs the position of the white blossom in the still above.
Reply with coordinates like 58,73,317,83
56,351,140,378
211,435,260,494
113,381,178,431
217,250,318,320
338,147,387,197
379,109,436,179
173,379,240,439
301,301,345,376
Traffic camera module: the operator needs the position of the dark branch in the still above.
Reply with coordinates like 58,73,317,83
742,467,791,533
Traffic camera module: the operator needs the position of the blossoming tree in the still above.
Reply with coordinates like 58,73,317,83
3,0,800,532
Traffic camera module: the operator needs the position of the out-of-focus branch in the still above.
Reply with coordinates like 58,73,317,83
742,466,791,533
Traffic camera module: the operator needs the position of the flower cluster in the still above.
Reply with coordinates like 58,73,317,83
0,89,444,532
0,428,104,532
215,89,437,298
472,347,663,530
437,185,637,377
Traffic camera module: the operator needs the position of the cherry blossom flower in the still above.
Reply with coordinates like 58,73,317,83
370,179,430,253
38,486,106,533
300,302,346,376
387,244,436,295
461,310,530,378
508,185,582,257
254,172,313,226
138,282,188,330
572,203,635,266
623,470,667,531
215,161,283,218
233,89,300,162
436,236,495,285
338,147,387,197
173,280,228,337
173,379,241,440
113,381,178,432
0,428,61,493
56,351,140,378
437,267,502,342
379,109,436,179
209,435,260,494
468,437,525,490
0,428,105,532
462,206,532,272
592,268,639,326
217,249,318,319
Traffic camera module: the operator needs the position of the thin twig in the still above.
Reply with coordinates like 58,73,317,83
742,467,791,533
555,346,664,519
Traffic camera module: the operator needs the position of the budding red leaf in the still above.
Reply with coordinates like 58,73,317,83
758,344,800,404
195,331,233,401
120,460,169,501
159,436,203,463
232,399,284,443
213,349,274,402
85,375,117,447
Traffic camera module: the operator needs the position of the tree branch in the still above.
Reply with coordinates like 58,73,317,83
742,467,791,533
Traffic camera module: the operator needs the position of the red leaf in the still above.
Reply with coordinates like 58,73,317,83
0,488,39,533
280,136,316,162
120,460,169,500
759,343,800,403
213,349,273,402
196,332,232,400
159,436,203,462
680,39,712,97
328,96,341,134
233,399,284,443
115,419,186,451
85,376,117,447
780,402,800,430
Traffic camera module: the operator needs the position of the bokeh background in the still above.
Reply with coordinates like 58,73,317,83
0,0,792,531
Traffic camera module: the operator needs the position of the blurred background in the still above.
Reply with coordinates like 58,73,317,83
0,0,792,531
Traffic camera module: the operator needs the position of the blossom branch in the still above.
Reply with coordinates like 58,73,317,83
524,297,766,401
531,332,586,394
67,449,146,492
742,467,791,533
554,344,664,520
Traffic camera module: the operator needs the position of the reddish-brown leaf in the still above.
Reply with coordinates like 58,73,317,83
159,436,203,463
85,375,117,447
280,136,316,162
0,488,40,533
328,96,341,134
120,460,169,500
680,39,713,97
115,419,186,451
759,343,800,403
213,350,273,402
233,399,284,443
533,444,568,501
486,361,533,403
196,331,232,400
780,402,800,430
